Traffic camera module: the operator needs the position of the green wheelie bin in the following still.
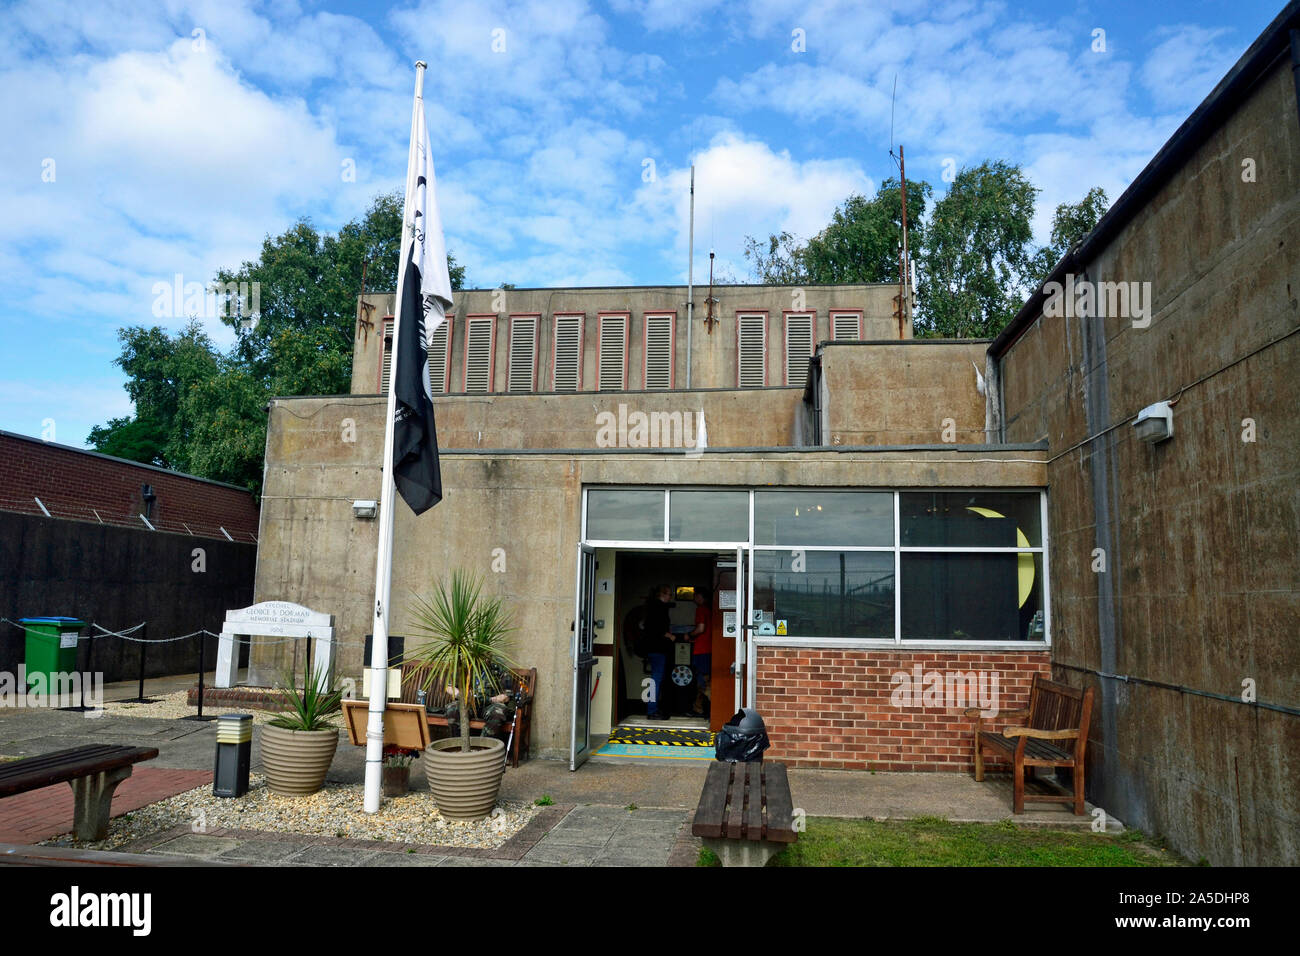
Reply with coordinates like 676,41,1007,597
20,617,85,690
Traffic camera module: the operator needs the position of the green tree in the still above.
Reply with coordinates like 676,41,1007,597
916,160,1040,338
89,192,467,492
87,321,220,470
744,178,931,286
742,230,808,284
1027,186,1110,286
802,178,932,284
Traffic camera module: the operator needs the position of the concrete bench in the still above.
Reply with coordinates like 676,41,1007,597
0,745,159,841
692,761,798,866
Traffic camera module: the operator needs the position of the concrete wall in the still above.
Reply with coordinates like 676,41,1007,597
351,283,904,396
420,387,804,450
254,395,1045,759
0,512,256,682
996,60,1300,864
820,340,990,445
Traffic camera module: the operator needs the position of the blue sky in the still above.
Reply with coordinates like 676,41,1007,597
0,0,1283,448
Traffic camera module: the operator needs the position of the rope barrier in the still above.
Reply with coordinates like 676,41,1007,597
0,618,367,648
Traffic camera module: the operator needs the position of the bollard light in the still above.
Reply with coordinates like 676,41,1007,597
214,713,253,797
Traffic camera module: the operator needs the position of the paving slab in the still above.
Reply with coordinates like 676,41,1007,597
520,841,598,865
146,834,241,858
371,852,451,866
288,845,381,866
215,840,312,863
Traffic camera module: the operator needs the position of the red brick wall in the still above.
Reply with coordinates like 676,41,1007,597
0,433,259,541
756,647,1051,771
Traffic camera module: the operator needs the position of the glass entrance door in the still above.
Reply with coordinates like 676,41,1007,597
733,546,751,710
569,543,597,770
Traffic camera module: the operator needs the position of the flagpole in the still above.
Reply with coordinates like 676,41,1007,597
364,59,427,815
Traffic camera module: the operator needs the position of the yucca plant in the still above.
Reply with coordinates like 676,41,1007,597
407,570,517,754
269,662,343,731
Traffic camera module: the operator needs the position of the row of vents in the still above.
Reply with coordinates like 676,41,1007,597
382,312,866,395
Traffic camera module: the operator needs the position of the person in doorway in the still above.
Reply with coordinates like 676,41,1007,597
642,584,676,720
689,588,712,718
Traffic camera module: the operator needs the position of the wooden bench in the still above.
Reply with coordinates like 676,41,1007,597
0,745,159,841
692,761,798,866
967,674,1094,814
399,663,536,768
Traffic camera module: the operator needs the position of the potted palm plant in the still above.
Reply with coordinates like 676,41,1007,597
260,663,342,796
407,571,516,821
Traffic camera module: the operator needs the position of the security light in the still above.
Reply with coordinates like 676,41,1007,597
352,499,379,519
1133,401,1174,444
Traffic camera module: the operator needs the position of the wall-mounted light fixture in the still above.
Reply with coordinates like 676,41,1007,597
1133,401,1174,444
352,499,379,519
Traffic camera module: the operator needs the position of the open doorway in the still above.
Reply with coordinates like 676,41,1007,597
612,552,720,731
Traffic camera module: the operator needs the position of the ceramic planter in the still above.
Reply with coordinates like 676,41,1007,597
260,724,339,796
423,737,505,821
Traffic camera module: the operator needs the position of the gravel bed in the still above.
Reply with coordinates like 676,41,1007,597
100,691,283,723
41,774,538,852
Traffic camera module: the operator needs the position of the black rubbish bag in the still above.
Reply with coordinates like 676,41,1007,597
714,707,770,763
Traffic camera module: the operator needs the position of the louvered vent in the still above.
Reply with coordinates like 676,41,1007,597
598,314,628,390
380,318,394,394
553,314,583,391
737,314,767,388
508,316,538,392
832,312,862,341
426,318,450,393
464,316,495,393
644,314,673,389
785,314,814,386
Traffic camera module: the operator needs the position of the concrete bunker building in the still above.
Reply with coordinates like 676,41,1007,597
250,3,1300,867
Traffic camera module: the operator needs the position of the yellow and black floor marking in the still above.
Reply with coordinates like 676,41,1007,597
607,726,715,748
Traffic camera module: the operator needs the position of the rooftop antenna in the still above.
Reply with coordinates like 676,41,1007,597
686,164,695,388
888,75,910,339
705,249,717,334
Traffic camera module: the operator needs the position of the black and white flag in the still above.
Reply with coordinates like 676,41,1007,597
391,92,453,515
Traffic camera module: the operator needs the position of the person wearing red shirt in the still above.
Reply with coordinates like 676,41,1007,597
689,589,712,718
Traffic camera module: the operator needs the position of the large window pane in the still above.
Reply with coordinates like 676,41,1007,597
754,491,893,547
751,550,894,639
668,490,748,542
901,553,1045,641
900,492,1042,547
585,489,663,541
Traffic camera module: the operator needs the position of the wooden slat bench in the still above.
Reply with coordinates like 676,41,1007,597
692,761,798,866
399,662,536,768
0,745,160,841
966,674,1094,814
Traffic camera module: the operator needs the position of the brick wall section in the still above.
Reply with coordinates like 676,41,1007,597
756,647,1051,771
0,432,258,540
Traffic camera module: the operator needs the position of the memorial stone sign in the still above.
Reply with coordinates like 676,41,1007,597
217,601,335,692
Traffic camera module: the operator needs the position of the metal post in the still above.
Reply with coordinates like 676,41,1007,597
129,623,156,703
186,632,216,721
898,144,910,339
82,628,94,710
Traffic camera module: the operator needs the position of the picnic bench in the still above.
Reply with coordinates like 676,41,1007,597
0,745,159,841
399,662,536,768
966,674,1095,814
692,761,798,866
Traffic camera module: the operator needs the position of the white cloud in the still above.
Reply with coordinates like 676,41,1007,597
634,132,874,281
1140,25,1239,112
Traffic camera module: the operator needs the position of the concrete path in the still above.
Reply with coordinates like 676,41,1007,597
0,678,1112,866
